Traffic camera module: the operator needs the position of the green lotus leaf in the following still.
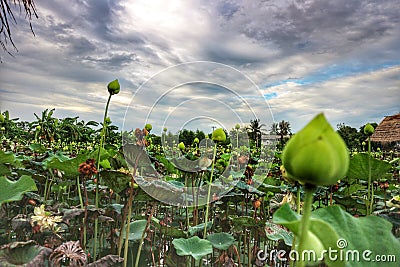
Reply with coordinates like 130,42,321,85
0,175,38,205
206,232,235,250
172,236,213,261
346,153,392,182
119,220,147,241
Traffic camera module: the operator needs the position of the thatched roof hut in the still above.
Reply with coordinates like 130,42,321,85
370,113,400,143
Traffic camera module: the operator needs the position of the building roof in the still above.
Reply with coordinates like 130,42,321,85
370,113,400,143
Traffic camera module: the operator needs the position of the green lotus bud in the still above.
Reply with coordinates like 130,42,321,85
193,137,199,144
36,125,41,131
0,114,4,123
0,127,5,131
107,79,120,95
363,123,374,136
362,141,366,146
235,123,240,130
212,128,226,142
105,117,111,124
163,127,167,132
178,142,185,150
282,113,349,186
145,123,152,132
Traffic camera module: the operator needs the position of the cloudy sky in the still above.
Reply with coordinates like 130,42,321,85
0,0,399,135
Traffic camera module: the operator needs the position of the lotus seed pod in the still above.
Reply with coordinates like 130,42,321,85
363,123,374,136
145,123,152,132
282,113,349,186
107,79,120,95
178,142,185,150
212,128,226,142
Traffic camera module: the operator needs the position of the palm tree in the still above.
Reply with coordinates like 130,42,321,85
247,119,266,148
270,123,279,135
1,0,38,60
278,120,291,147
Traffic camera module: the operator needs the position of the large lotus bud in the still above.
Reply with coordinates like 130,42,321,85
363,123,374,136
212,128,226,142
107,79,120,95
282,113,349,186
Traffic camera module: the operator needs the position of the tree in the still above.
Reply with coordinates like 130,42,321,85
336,123,360,151
278,120,291,147
270,123,278,135
246,119,266,148
1,0,38,60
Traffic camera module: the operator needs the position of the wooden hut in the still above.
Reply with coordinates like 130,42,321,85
370,113,400,151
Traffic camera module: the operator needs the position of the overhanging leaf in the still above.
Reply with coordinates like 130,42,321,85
265,221,294,246
347,153,392,182
0,150,15,176
188,221,212,236
101,170,131,194
119,220,147,241
314,205,400,267
273,204,344,267
0,175,38,205
44,152,88,177
0,240,42,265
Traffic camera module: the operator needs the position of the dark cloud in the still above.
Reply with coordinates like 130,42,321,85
1,0,399,132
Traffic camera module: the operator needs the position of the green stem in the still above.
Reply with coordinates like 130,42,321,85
296,184,301,214
367,136,372,215
123,187,134,267
93,93,112,261
185,174,190,230
297,184,316,267
76,176,86,249
290,184,301,267
135,205,155,267
203,143,217,238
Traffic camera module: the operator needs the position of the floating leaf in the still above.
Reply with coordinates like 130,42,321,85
172,236,213,261
206,232,235,250
0,175,38,205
